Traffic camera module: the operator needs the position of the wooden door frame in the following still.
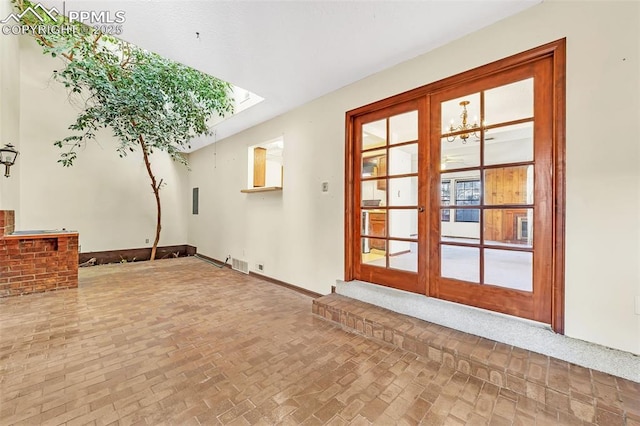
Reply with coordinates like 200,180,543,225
344,39,566,333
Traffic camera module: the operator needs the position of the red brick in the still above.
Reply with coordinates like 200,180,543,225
1,217,79,298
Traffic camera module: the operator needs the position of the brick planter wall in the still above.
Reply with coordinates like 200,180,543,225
0,210,15,235
0,210,79,297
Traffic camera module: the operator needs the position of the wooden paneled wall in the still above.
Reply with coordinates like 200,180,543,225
484,166,528,243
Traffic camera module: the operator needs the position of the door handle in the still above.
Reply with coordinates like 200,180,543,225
418,206,425,212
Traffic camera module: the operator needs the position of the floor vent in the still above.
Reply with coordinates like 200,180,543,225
231,258,249,274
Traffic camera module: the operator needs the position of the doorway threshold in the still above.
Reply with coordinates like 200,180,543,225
334,280,639,383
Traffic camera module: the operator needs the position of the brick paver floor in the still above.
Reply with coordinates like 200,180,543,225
0,257,636,425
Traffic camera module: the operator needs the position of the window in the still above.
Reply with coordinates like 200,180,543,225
441,180,450,221
454,180,480,222
244,137,284,191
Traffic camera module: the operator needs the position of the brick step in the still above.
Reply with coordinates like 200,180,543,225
312,293,640,424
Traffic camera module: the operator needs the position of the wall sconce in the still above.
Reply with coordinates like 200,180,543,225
0,143,19,178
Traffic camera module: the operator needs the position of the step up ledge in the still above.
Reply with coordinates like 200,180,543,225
312,293,640,424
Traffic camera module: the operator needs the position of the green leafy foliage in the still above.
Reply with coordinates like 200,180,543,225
51,42,233,166
13,0,234,165
14,0,234,259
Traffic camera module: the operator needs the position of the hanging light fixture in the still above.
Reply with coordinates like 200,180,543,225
0,143,19,178
443,101,481,144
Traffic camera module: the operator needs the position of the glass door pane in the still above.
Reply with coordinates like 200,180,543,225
484,78,533,125
441,245,480,283
484,249,532,291
362,119,386,150
484,122,533,166
390,111,418,145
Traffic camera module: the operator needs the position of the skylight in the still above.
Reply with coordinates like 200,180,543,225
207,85,264,129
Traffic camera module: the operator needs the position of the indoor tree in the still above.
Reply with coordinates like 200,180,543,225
13,0,234,260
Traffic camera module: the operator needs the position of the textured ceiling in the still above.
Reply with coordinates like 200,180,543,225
41,0,540,151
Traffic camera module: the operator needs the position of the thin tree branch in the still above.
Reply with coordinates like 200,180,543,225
134,121,162,261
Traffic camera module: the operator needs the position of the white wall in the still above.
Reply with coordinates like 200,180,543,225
0,0,21,214
187,105,345,293
14,36,189,252
188,0,640,354
265,159,282,187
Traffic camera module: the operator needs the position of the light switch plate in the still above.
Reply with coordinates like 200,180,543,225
322,182,329,192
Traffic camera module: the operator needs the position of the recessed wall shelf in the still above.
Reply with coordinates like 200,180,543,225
240,186,283,193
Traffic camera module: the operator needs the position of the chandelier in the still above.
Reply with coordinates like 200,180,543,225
443,101,481,144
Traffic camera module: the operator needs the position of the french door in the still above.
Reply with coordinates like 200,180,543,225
350,100,425,294
346,40,565,330
429,58,554,324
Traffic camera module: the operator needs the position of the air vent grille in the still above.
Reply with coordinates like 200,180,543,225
231,258,249,274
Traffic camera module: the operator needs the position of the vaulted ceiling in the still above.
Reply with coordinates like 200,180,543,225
42,0,541,151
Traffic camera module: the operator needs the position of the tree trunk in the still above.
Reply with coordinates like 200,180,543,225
139,135,162,261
